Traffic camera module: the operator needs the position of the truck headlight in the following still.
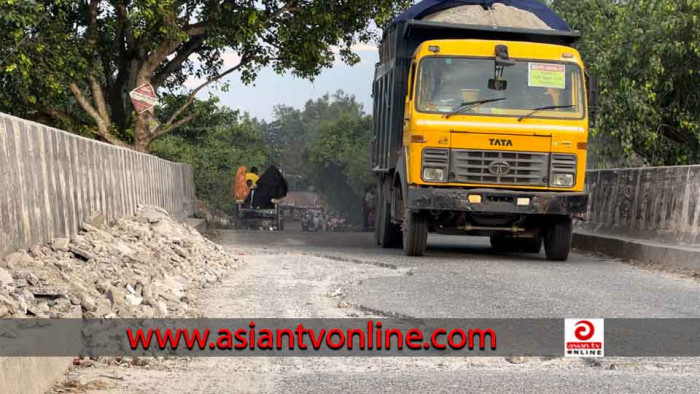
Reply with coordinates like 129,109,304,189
551,173,574,187
550,154,577,188
423,168,445,182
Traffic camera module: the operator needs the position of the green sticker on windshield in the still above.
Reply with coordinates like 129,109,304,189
528,63,566,89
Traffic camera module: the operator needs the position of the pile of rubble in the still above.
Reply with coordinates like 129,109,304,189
0,206,239,318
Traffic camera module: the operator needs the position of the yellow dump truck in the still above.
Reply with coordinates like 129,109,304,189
372,1,596,260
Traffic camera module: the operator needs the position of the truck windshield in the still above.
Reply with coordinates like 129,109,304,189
416,57,585,120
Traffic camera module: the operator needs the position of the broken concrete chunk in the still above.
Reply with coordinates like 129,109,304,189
29,245,46,258
19,288,34,302
70,246,96,261
0,267,13,289
155,301,168,318
4,252,24,267
106,287,126,306
142,209,167,224
125,293,143,306
84,212,106,230
30,285,69,298
0,304,10,317
81,295,97,312
51,238,71,252
69,295,81,305
26,273,39,286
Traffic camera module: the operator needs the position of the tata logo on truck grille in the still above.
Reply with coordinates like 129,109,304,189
488,161,511,175
489,139,513,147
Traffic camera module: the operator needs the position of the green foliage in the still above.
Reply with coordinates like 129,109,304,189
151,91,372,217
551,0,700,166
151,97,267,214
0,0,410,150
0,0,91,133
264,91,373,218
307,108,374,198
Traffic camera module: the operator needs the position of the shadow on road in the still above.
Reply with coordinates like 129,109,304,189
214,226,551,263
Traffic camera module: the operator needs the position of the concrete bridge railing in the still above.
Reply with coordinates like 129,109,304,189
0,112,196,256
583,166,700,246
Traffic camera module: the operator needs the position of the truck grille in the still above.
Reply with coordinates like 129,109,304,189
422,148,449,167
450,149,549,186
550,154,577,175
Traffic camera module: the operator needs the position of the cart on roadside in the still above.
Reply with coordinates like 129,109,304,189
233,165,288,231
236,195,284,231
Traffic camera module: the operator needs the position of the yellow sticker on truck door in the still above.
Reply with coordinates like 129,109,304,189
528,63,566,89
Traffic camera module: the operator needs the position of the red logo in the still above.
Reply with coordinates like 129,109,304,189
565,318,604,357
574,320,595,341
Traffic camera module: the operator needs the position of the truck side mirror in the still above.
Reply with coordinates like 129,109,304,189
586,71,598,128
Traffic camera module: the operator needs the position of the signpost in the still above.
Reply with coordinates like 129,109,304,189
129,83,159,114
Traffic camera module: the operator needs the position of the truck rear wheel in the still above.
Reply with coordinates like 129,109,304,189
544,216,573,261
374,185,383,245
377,188,402,248
403,211,428,256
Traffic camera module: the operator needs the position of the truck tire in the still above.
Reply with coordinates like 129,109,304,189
403,211,428,256
374,186,383,245
544,216,573,261
376,187,402,248
381,201,402,248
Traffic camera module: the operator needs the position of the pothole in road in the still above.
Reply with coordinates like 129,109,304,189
301,252,401,270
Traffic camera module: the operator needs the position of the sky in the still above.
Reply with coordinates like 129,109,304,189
190,47,379,121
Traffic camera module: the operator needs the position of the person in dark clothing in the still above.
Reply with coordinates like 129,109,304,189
250,165,288,208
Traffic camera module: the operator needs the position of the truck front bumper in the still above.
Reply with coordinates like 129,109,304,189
406,187,588,215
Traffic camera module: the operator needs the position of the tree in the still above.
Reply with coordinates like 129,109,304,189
262,91,373,217
0,0,409,152
265,104,307,182
551,0,700,166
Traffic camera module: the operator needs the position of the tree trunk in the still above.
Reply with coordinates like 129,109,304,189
132,113,151,152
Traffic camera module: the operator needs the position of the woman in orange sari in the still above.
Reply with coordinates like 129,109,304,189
233,166,250,202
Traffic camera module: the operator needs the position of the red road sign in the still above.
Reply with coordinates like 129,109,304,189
129,83,158,114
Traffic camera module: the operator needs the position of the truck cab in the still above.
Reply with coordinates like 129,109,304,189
373,8,594,260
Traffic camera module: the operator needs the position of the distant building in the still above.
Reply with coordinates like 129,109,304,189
280,191,327,220
282,191,327,209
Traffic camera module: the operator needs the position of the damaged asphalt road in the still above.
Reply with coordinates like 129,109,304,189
59,229,700,393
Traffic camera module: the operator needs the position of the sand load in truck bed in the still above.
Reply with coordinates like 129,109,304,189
421,3,553,30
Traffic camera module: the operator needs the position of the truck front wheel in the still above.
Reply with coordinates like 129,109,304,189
544,216,573,261
403,211,428,256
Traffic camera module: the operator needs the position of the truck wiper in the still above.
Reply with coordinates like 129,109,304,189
443,97,506,119
517,105,575,122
